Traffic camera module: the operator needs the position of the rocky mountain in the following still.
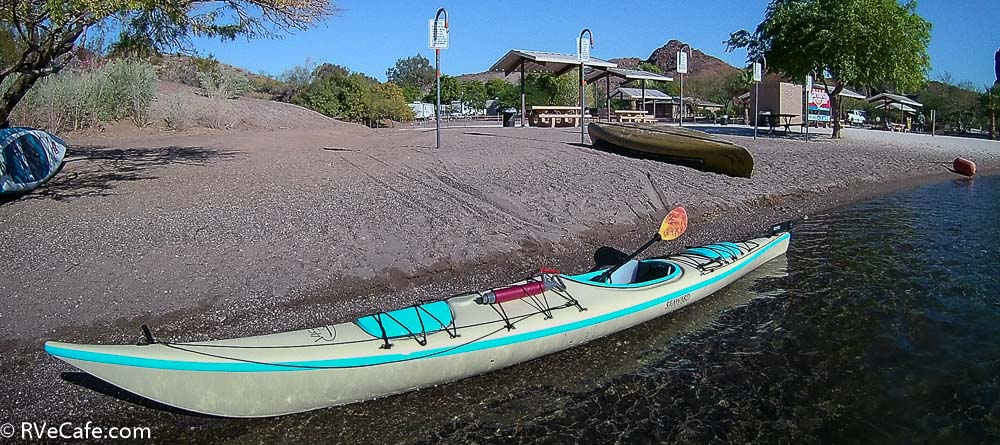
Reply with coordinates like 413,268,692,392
646,40,739,78
608,57,641,69
455,70,520,83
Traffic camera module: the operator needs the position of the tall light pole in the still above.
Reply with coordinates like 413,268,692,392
753,54,766,140
677,44,691,126
579,28,593,145
432,8,449,149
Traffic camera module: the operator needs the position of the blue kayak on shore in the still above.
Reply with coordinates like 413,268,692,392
0,127,68,194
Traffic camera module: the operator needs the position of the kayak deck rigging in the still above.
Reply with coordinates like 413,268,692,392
355,300,459,349
668,240,762,273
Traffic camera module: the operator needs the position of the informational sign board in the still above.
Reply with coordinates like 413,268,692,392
428,19,448,49
808,87,832,122
804,75,813,93
752,62,762,82
577,38,591,62
676,51,688,74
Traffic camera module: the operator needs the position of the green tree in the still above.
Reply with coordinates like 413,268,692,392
636,61,672,94
370,82,415,123
426,75,462,103
0,0,334,127
917,77,980,133
726,0,931,138
485,77,517,110
524,71,577,106
710,69,753,117
462,80,488,114
0,26,20,66
980,85,1000,140
386,54,434,101
292,64,412,125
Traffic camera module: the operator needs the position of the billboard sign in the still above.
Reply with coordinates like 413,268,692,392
808,87,831,122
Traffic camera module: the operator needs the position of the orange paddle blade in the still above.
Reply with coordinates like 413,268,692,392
658,207,688,241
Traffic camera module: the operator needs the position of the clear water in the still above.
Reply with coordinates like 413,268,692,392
413,175,1000,444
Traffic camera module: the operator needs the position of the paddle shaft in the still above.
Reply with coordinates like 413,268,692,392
596,234,660,283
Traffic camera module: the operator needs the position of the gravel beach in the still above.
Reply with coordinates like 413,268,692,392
1,122,997,441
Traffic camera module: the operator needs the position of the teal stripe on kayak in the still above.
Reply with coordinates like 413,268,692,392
46,232,790,373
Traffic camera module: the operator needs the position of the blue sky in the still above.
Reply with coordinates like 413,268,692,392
191,0,1000,89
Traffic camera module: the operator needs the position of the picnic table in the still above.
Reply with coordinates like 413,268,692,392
530,105,591,127
613,110,656,123
758,112,799,134
888,122,907,132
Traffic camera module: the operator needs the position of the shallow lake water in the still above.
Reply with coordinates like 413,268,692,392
398,175,999,444
65,175,997,444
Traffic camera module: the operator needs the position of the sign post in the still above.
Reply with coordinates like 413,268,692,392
752,58,764,140
804,74,812,142
677,45,690,126
578,29,593,145
429,8,449,149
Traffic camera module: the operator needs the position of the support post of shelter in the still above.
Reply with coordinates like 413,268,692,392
641,79,646,115
605,75,610,120
520,60,526,128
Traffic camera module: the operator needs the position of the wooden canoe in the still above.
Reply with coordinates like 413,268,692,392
587,122,754,178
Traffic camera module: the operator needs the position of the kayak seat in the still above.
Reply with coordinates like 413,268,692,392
607,260,641,284
355,301,455,340
565,259,681,288
632,260,678,283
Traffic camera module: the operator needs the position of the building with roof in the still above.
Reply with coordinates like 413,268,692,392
489,49,616,126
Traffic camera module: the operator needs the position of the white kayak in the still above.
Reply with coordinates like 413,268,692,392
45,230,791,417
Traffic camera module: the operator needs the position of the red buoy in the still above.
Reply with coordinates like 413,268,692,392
953,157,976,177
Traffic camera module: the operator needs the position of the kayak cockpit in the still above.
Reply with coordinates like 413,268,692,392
564,259,681,288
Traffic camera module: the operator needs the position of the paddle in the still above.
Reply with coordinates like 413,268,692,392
595,207,688,283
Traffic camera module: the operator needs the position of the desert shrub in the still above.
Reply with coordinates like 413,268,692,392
104,59,157,126
192,54,220,76
162,92,191,130
197,66,250,99
249,74,297,102
7,59,156,132
292,63,414,126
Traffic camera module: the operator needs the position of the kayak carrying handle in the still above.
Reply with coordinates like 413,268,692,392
769,220,794,237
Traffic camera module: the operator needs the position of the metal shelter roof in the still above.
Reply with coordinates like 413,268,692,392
672,97,724,108
839,87,866,99
612,88,672,100
489,49,617,76
873,101,918,113
867,92,922,108
586,67,673,83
